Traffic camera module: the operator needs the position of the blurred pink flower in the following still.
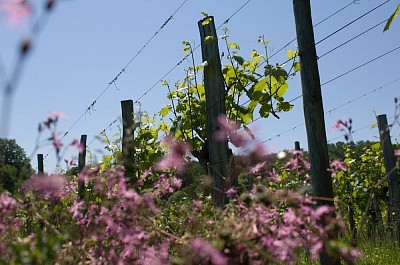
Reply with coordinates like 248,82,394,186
395,149,400,157
328,159,347,177
23,174,69,199
49,131,63,154
191,238,227,265
70,139,84,153
0,0,31,26
215,115,247,147
156,136,189,173
249,161,266,174
331,118,346,132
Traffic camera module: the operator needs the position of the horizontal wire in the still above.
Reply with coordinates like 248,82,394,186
318,19,388,59
206,2,387,113
321,46,400,86
268,0,356,60
43,1,190,159
134,0,253,104
87,115,122,147
45,0,254,160
315,0,389,46
242,78,400,151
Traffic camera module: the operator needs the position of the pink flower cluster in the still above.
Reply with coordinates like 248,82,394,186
70,166,168,264
156,136,190,173
153,173,182,199
22,174,72,200
285,150,311,178
0,193,19,234
223,188,360,264
329,159,348,178
215,115,253,147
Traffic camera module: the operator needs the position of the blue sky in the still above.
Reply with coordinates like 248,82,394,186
1,0,399,172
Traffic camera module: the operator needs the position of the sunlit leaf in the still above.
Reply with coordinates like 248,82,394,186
202,17,213,26
384,4,400,31
233,55,245,66
205,35,216,44
228,42,240,50
160,105,171,118
286,49,296,60
293,62,300,72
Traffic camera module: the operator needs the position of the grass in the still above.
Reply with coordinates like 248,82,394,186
294,236,400,265
356,237,400,265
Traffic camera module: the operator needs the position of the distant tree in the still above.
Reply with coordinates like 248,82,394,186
0,138,33,194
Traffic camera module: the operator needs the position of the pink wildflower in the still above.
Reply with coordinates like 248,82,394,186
395,149,400,157
70,139,84,153
192,200,203,212
330,118,346,132
191,238,227,265
49,111,67,121
153,174,182,198
215,115,247,147
285,150,311,175
225,186,238,199
0,0,31,26
156,136,189,173
23,174,69,199
249,161,266,174
328,159,347,177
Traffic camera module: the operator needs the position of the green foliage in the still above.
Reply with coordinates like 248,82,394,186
162,33,298,158
98,111,166,179
331,141,387,238
0,138,33,194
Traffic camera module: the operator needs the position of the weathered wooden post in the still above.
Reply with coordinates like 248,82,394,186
293,0,339,264
198,16,230,207
78,134,87,198
294,141,301,151
121,100,135,183
377,114,400,240
37,154,44,174
294,141,301,187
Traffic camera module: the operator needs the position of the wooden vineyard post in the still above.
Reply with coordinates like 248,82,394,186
121,100,135,183
37,154,44,174
293,0,339,264
78,134,87,199
377,114,400,240
294,141,301,151
294,141,301,187
198,16,230,207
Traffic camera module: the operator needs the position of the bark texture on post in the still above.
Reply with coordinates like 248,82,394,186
121,100,135,182
78,134,87,199
293,0,339,264
377,114,400,240
198,16,229,207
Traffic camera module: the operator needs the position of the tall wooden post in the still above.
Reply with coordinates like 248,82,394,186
294,141,301,187
121,100,135,182
37,154,44,174
377,114,400,240
198,16,229,207
294,141,301,151
293,1,339,264
78,134,87,199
